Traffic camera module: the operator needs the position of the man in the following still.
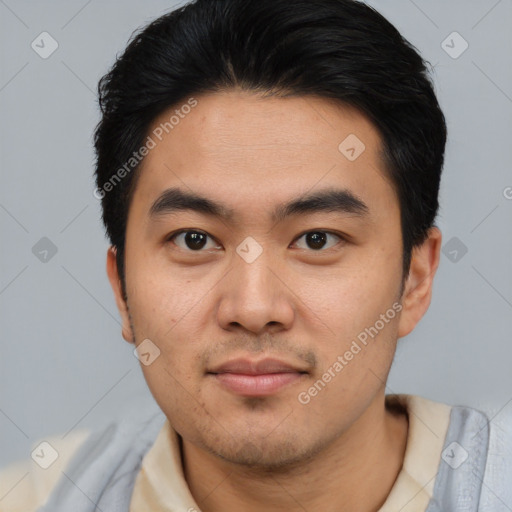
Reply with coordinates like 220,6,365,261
1,0,511,511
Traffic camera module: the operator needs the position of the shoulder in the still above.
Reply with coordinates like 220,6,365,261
479,407,512,511
0,429,91,512
0,402,165,512
412,396,512,512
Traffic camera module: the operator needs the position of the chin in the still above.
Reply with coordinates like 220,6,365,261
201,429,325,472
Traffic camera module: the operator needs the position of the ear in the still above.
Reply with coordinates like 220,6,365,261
397,227,442,338
106,246,135,344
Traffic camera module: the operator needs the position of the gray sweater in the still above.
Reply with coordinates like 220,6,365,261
36,403,512,512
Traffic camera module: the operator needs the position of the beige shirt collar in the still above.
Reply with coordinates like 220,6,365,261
129,394,451,512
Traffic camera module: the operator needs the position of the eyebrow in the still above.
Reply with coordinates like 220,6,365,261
149,186,370,224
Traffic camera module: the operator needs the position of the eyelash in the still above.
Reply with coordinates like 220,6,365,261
165,229,347,252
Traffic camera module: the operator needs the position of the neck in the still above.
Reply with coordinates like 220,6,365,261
182,392,408,512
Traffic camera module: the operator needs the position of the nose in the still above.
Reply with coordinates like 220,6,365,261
216,247,295,335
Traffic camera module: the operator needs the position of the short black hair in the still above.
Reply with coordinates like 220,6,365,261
94,0,447,298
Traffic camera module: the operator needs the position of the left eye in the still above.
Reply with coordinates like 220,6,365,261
293,231,343,251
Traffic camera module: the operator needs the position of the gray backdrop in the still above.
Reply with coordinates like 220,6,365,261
1,0,511,469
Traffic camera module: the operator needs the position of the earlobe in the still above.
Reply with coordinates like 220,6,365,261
397,227,442,338
106,246,135,344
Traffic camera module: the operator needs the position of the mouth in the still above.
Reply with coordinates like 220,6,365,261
207,357,309,397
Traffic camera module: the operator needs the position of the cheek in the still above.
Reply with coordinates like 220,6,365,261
298,259,401,383
127,262,196,335
303,263,398,334
140,359,201,436
300,311,399,423
127,266,210,371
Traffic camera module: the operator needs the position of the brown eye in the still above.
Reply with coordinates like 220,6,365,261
169,230,220,251
294,231,343,251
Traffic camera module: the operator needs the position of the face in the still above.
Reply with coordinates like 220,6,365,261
107,89,439,468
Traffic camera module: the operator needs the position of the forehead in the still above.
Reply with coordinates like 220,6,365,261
130,90,397,222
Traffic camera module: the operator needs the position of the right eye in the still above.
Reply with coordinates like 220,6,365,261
167,230,222,252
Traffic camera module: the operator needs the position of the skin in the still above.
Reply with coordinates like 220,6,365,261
107,89,442,512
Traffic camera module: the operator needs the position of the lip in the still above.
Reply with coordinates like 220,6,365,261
209,357,307,375
207,357,308,397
